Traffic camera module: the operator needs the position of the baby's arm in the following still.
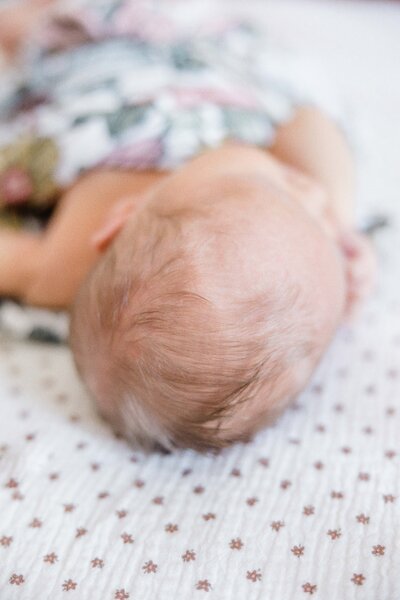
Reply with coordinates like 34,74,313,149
270,105,375,318
0,171,147,310
270,106,355,228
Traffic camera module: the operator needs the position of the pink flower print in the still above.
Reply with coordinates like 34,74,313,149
258,457,269,468
165,523,178,533
331,491,344,499
385,450,396,459
246,497,258,506
116,510,128,519
303,583,317,595
303,505,315,516
1,536,13,547
202,513,216,521
229,538,244,550
196,579,212,592
246,569,262,582
9,574,24,585
62,579,77,591
91,558,104,568
29,518,42,528
152,496,164,505
98,491,109,499
271,521,285,532
356,513,370,524
44,552,58,564
115,590,129,600
12,490,24,501
0,167,33,206
351,573,366,586
5,478,18,488
182,549,196,562
288,437,301,445
75,528,87,538
383,494,396,503
121,533,134,544
280,480,292,490
142,560,158,574
133,479,145,489
291,545,305,557
327,529,342,540
372,545,385,556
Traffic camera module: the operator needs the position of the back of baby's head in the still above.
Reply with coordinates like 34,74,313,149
70,191,318,453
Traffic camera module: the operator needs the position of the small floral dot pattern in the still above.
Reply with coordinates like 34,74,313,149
0,3,400,600
1,272,399,598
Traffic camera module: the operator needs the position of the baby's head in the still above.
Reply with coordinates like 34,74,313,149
70,148,347,453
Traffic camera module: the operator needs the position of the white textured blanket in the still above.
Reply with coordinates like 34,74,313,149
1,1,400,599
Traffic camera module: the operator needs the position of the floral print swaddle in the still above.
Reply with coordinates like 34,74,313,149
0,0,345,215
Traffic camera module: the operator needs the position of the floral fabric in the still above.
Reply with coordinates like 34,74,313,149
0,0,345,213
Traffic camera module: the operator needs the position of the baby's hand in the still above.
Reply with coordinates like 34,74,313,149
338,230,377,321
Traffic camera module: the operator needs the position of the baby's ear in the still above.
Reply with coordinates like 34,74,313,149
91,197,137,252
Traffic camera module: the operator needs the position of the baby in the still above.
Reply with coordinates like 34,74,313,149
0,0,375,452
